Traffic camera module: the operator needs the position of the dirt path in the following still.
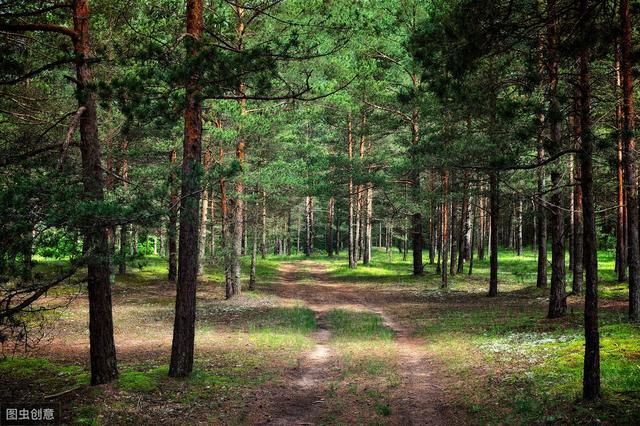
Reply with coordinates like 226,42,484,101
246,261,472,425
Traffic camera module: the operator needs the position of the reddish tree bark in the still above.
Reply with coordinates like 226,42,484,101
620,0,639,322
169,0,203,378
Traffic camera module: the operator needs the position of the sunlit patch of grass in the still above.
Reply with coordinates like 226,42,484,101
0,356,89,386
326,309,394,341
117,367,167,392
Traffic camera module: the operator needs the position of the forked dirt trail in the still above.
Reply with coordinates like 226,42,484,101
246,261,472,425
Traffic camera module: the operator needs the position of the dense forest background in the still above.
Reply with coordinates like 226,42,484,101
1,0,639,424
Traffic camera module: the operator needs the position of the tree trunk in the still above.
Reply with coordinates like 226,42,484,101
457,173,470,272
117,138,129,275
119,224,128,275
469,194,477,275
620,0,639,322
214,196,216,261
450,195,458,276
347,114,356,268
73,0,119,385
573,105,584,294
441,170,449,288
363,184,373,265
168,149,178,282
286,209,292,256
516,198,523,256
197,150,210,276
615,49,627,282
579,1,600,398
261,190,267,259
227,6,247,298
489,172,499,297
249,210,258,290
296,210,301,255
478,195,485,261
536,137,547,288
305,196,313,256
327,197,334,257
410,108,424,275
547,0,566,318
169,0,203,378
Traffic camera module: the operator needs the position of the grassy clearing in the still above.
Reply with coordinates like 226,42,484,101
1,253,320,424
321,247,639,425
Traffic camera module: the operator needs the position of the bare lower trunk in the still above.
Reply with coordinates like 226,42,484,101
536,139,547,288
119,224,128,275
573,114,584,294
363,186,372,265
347,114,356,268
457,174,470,273
469,195,477,275
547,0,566,318
516,198,523,256
169,0,204,378
305,196,313,256
449,197,457,276
488,172,499,297
197,152,210,275
441,170,449,288
249,213,258,290
579,3,600,397
620,0,639,322
168,149,178,283
327,197,334,257
73,0,118,385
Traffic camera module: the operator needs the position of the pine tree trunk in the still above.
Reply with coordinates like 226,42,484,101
457,174,470,273
73,0,118,385
489,172,499,297
410,108,424,275
363,185,373,265
620,0,639,322
305,196,313,256
547,0,566,318
228,6,247,298
209,196,215,258
168,150,178,282
573,154,584,294
469,194,477,276
615,50,627,282
347,114,356,268
169,0,203,378
516,198,523,256
327,197,334,257
536,136,548,288
441,170,449,288
197,150,210,276
478,193,486,261
579,1,600,397
249,211,258,291
450,196,458,276
119,224,128,275
286,209,292,256
260,190,267,259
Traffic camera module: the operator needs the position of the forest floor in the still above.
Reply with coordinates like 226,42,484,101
0,248,639,425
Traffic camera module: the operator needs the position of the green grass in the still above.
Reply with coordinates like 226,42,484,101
0,357,89,386
326,309,394,341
